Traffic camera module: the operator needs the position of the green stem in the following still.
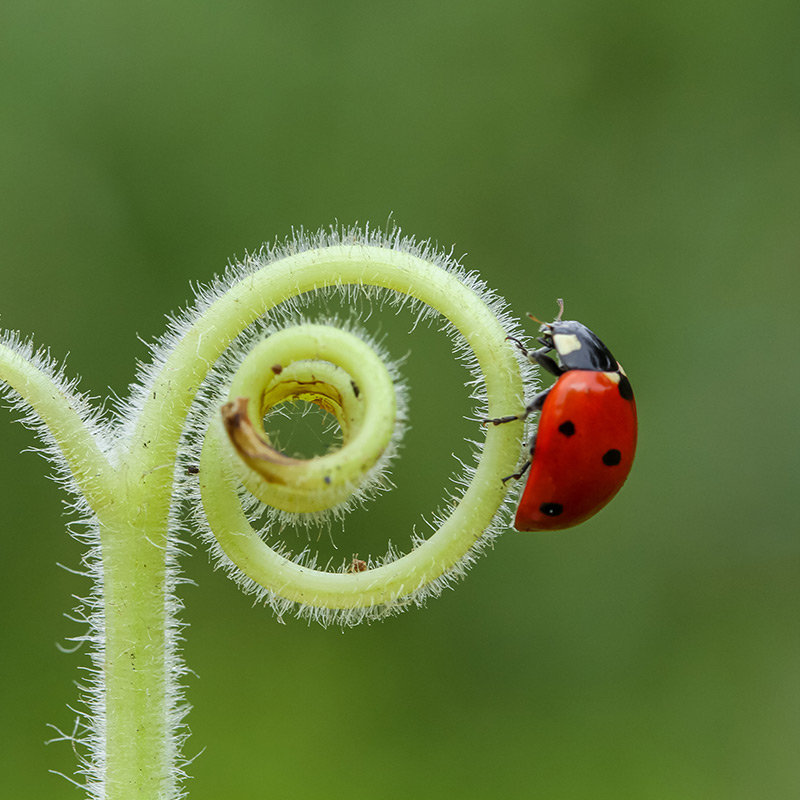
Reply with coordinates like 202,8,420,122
100,515,175,799
0,341,115,510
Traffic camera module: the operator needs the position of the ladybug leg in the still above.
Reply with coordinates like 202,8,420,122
505,335,529,355
501,430,538,482
502,458,530,483
529,346,563,378
483,387,550,426
522,387,550,418
506,335,563,377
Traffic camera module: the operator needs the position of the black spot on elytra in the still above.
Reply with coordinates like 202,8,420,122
539,502,563,517
558,420,575,436
602,449,621,466
618,374,633,401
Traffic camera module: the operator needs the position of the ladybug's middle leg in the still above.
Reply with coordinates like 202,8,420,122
483,386,550,427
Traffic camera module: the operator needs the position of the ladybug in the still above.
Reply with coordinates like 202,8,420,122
487,300,637,531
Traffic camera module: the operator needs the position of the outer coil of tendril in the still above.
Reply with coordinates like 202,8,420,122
186,235,531,625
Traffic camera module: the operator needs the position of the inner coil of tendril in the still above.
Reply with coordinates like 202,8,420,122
187,293,426,558
222,313,408,527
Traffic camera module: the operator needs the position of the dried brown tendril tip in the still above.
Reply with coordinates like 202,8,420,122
221,397,303,476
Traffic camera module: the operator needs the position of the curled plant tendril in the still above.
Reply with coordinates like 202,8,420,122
0,225,535,799
185,230,536,626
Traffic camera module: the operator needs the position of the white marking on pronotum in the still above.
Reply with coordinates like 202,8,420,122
604,371,621,383
553,332,581,356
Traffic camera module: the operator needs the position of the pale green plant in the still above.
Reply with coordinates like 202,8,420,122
0,225,535,799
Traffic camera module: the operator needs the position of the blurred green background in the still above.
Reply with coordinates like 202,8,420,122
1,2,798,798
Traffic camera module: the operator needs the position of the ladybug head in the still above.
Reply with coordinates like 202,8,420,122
530,301,618,373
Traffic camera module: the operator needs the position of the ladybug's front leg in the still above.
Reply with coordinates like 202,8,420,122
529,345,563,378
506,336,563,378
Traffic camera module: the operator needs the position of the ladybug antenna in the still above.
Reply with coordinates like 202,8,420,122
526,298,565,326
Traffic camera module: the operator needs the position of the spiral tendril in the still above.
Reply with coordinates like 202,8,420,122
176,226,536,626
0,223,537,797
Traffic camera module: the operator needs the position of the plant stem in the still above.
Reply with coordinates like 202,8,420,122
100,513,173,800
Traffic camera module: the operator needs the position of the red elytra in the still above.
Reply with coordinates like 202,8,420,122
514,369,637,531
